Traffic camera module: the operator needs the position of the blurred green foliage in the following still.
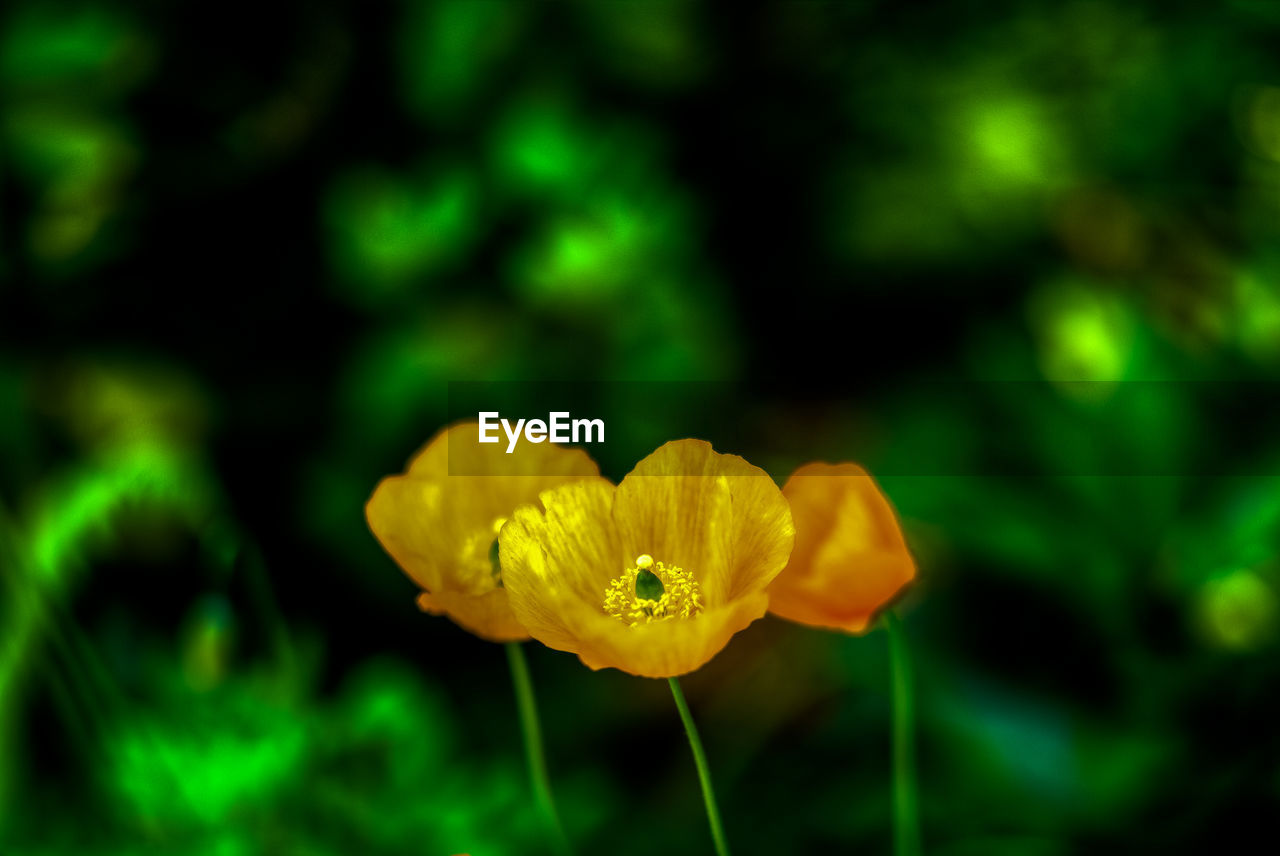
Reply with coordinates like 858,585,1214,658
4,0,1280,853
324,163,479,301
1,2,147,273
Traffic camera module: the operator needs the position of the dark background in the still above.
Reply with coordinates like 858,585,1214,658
3,1,1280,853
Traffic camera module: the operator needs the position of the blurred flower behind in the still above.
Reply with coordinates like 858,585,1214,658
365,421,599,641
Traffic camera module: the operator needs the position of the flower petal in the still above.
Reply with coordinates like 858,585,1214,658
573,594,771,677
613,439,794,607
365,475,451,593
767,462,915,634
417,589,530,643
500,478,626,652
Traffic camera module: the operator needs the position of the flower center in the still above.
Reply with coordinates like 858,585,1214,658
604,554,704,626
461,516,507,592
488,516,507,586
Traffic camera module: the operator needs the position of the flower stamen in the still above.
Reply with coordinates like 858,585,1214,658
604,554,703,625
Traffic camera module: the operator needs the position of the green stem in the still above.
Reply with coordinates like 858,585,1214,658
0,504,120,833
505,642,571,856
668,677,731,856
885,610,921,856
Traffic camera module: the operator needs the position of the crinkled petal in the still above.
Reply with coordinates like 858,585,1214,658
573,594,770,677
613,439,794,607
500,478,626,652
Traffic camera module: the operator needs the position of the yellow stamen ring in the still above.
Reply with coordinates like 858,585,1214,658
604,555,704,626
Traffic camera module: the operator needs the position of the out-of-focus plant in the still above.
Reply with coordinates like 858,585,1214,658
1,2,152,273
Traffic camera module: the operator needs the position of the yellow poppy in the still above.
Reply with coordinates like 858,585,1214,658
767,462,915,634
499,439,795,677
365,421,600,642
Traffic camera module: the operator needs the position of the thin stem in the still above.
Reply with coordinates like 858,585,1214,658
668,677,731,856
884,610,921,856
505,642,571,856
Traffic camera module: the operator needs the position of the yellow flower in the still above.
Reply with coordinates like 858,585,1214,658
499,439,795,677
365,421,600,642
767,462,915,634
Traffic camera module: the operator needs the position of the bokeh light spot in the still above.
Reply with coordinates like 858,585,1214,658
1029,283,1134,391
1197,569,1277,651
